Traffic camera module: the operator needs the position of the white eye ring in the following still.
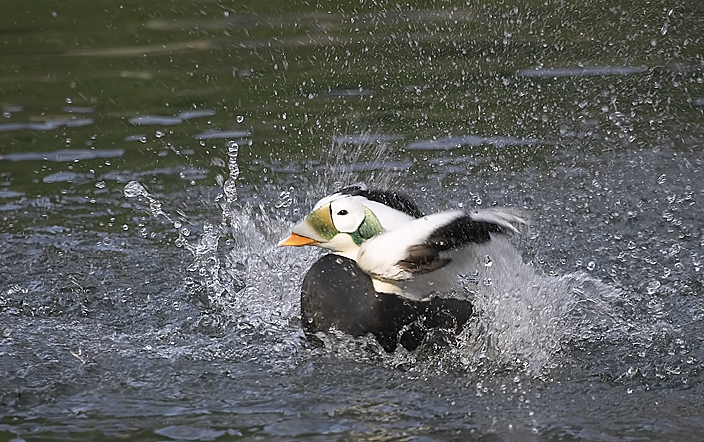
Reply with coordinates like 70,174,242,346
330,199,365,233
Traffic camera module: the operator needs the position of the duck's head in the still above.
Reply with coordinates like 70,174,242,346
278,193,386,258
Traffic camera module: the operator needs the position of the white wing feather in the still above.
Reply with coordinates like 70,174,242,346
469,208,527,234
356,211,465,281
355,208,526,299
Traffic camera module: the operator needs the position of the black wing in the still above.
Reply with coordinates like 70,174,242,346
397,215,502,275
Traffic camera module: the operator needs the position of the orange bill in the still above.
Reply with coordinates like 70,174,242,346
278,232,320,247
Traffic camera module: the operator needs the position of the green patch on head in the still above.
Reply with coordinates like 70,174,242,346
350,206,385,245
306,205,339,241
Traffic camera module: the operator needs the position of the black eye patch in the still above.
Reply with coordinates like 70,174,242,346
337,209,349,215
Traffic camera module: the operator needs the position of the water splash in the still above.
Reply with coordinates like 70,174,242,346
182,141,243,304
300,131,407,205
223,141,240,205
121,135,688,383
123,180,173,222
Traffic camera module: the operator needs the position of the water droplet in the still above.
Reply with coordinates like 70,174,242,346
586,261,596,271
657,174,667,184
484,255,493,267
124,181,147,198
122,224,129,231
236,115,245,123
149,201,163,217
156,130,164,138
275,189,293,208
646,279,661,294
95,180,106,189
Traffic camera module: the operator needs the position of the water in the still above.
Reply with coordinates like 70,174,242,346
2,0,704,440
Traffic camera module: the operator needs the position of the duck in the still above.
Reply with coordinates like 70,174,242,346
279,184,526,352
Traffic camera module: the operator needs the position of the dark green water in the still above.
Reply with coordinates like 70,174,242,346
1,1,703,440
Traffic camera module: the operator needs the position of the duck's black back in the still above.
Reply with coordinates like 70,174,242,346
300,254,473,352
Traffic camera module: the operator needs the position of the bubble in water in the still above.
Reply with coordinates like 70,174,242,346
124,181,147,198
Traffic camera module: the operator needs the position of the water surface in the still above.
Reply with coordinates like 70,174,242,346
1,0,703,440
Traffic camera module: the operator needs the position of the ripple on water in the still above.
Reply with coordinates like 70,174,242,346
154,426,228,441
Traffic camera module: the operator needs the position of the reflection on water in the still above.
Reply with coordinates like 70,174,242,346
406,134,545,150
0,118,94,132
0,149,124,162
518,66,648,77
129,110,216,126
194,129,251,141
1,0,703,440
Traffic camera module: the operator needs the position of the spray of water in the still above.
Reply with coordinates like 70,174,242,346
123,134,628,377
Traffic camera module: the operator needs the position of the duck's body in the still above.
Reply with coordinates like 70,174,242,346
279,184,525,351
301,253,472,352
